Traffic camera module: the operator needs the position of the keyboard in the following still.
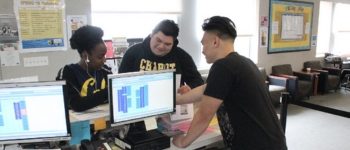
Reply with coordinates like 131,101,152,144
127,129,165,144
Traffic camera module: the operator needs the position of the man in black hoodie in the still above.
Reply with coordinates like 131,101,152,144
119,20,204,94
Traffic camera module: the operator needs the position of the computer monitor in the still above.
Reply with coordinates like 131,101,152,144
108,70,176,127
0,81,71,144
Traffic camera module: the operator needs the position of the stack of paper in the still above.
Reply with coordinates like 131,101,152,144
158,115,192,130
158,116,217,134
69,106,109,121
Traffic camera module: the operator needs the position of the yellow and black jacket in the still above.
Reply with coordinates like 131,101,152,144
56,64,112,112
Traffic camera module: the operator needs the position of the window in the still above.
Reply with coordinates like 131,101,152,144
332,3,350,55
195,0,257,67
92,13,178,40
316,1,332,56
91,0,181,39
317,2,350,56
91,0,258,68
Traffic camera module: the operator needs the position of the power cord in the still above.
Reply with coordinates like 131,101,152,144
118,125,130,139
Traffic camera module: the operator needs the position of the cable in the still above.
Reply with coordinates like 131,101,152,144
118,125,130,139
85,60,98,90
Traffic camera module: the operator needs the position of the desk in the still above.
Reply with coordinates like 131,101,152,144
69,105,223,150
325,61,341,68
69,104,110,123
166,125,223,150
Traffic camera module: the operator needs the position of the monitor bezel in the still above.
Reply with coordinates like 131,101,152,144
0,81,71,144
108,69,176,127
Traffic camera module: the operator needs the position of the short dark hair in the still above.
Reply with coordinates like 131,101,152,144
153,20,179,41
202,16,237,41
70,25,104,56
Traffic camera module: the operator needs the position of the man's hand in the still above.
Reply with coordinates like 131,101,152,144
177,85,191,95
172,134,188,148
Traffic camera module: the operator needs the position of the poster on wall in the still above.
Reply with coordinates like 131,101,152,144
66,15,87,48
0,50,20,67
260,16,269,27
268,0,314,54
0,14,20,67
0,14,19,51
112,37,128,58
13,0,68,53
311,35,317,46
260,27,268,47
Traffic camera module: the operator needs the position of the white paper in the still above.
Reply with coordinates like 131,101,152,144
66,15,87,48
171,74,194,121
305,22,310,34
69,106,109,121
272,22,279,34
0,75,38,83
4,144,22,150
170,103,194,121
281,14,303,40
144,116,157,131
176,74,181,96
112,37,128,57
105,59,118,74
4,47,15,51
0,50,20,67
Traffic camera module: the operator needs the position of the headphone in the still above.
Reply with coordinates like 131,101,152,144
85,52,90,63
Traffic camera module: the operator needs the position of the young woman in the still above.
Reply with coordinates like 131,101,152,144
56,25,112,112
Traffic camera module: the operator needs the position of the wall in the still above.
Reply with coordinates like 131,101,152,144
256,0,322,74
1,0,348,81
0,0,91,81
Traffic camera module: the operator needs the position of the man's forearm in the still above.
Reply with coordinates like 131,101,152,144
177,84,206,105
181,107,213,147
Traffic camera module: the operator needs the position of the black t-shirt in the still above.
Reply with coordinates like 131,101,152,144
204,52,287,149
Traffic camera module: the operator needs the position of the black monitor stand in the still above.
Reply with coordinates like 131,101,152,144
128,121,147,134
114,121,170,149
125,121,166,144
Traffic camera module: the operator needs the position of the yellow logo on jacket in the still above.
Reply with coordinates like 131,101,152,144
139,59,175,71
80,77,106,97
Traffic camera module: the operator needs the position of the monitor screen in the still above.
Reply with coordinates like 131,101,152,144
108,70,176,127
0,81,71,144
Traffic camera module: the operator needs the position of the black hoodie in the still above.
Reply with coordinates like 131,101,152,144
118,35,204,89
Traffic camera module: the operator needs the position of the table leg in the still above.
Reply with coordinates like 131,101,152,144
314,75,318,96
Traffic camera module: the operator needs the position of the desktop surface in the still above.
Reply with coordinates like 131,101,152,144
166,124,223,150
69,104,110,123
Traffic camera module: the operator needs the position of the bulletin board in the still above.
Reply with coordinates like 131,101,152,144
268,0,314,54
